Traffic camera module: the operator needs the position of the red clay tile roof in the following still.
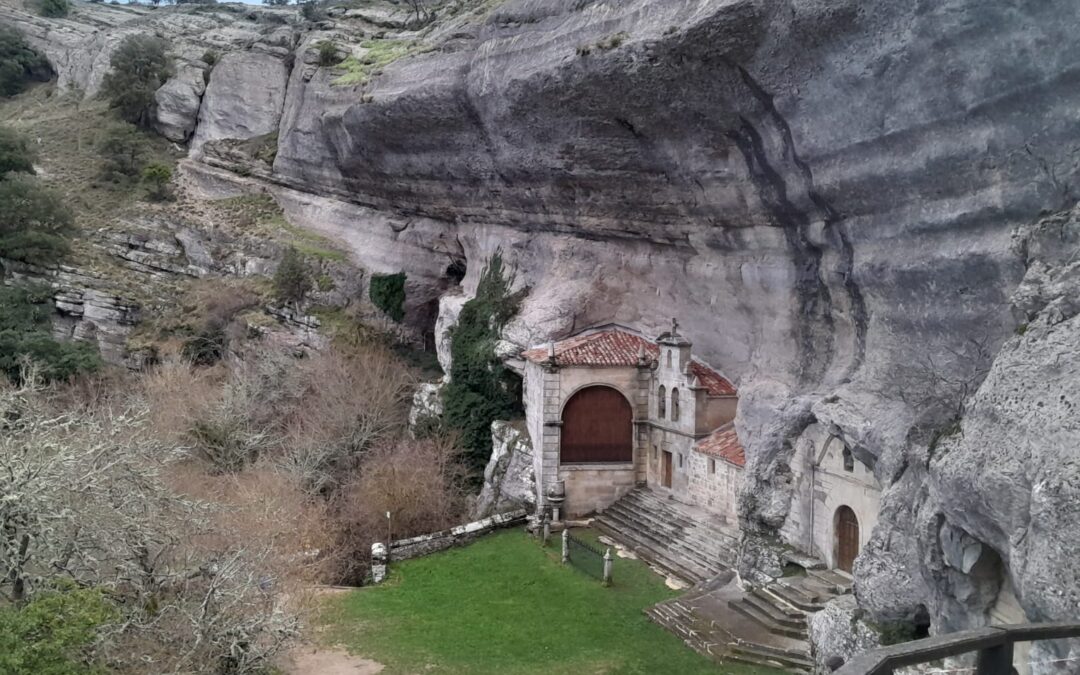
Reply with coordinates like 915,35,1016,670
521,326,736,395
695,423,745,467
521,329,659,367
689,360,736,396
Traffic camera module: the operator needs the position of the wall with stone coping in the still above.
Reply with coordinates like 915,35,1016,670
389,509,529,560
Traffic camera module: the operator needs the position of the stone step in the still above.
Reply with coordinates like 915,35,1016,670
762,583,826,613
605,498,735,555
729,643,813,672
595,510,723,577
607,498,738,553
742,592,808,629
807,568,854,593
603,505,733,565
750,587,806,619
728,598,808,640
594,519,709,585
597,508,721,566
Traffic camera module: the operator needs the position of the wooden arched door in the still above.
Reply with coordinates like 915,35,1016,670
560,386,633,463
835,506,860,573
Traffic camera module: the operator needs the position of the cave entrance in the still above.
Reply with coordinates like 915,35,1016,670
834,505,860,573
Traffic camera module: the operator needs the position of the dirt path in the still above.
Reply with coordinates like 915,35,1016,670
280,644,384,675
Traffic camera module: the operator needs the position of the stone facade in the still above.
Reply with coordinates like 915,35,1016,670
521,324,741,521
780,423,882,571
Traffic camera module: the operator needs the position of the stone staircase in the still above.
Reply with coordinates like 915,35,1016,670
592,487,739,585
644,563,852,672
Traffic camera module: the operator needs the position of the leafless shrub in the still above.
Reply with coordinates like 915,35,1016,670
0,372,299,674
328,435,469,584
281,342,415,494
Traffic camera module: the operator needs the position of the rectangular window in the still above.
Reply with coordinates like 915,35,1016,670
709,459,716,474
678,453,683,468
653,445,658,459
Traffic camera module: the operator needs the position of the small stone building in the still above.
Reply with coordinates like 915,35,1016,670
519,323,742,521
779,423,882,573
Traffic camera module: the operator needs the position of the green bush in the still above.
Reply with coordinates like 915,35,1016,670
99,34,171,128
369,272,406,322
98,124,145,183
0,26,52,98
0,126,35,177
0,584,115,675
874,619,920,646
317,40,340,66
272,245,311,306
37,0,70,18
441,253,525,475
141,162,172,201
0,174,74,266
300,0,324,22
0,285,101,383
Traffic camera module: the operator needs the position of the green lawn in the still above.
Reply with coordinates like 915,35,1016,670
321,529,778,674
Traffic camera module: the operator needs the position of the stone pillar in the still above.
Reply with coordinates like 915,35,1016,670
542,517,551,546
541,366,562,511
603,547,613,586
371,542,388,584
561,528,569,564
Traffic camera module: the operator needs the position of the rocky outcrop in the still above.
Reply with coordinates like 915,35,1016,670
192,50,289,152
472,421,535,519
154,64,207,143
808,595,881,673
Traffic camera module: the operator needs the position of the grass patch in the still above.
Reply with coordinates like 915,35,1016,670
210,194,348,261
322,529,778,674
332,39,420,86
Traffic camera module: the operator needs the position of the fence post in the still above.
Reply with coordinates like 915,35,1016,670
542,517,551,547
975,642,1014,675
371,542,388,584
561,528,569,564
603,547,613,586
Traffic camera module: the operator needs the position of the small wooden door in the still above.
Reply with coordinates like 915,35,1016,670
835,506,860,573
661,451,673,488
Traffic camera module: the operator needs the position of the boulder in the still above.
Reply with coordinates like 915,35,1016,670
472,421,535,519
191,51,289,152
154,64,207,143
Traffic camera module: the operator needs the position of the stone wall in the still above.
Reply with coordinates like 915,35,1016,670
685,451,742,526
370,509,529,582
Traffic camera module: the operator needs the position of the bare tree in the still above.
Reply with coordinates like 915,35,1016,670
0,369,299,673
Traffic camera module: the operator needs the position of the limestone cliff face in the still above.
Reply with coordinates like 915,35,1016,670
11,0,1080,661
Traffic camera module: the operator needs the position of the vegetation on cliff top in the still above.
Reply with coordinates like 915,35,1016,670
100,34,172,128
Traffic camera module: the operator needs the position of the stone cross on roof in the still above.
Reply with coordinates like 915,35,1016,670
671,317,680,336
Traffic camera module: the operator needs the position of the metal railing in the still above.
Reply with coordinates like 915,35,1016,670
561,529,613,585
835,622,1080,675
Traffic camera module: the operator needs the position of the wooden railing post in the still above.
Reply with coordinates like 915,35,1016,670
975,641,1014,675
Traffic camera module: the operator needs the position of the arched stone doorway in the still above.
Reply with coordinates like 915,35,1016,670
560,386,633,463
835,505,860,573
